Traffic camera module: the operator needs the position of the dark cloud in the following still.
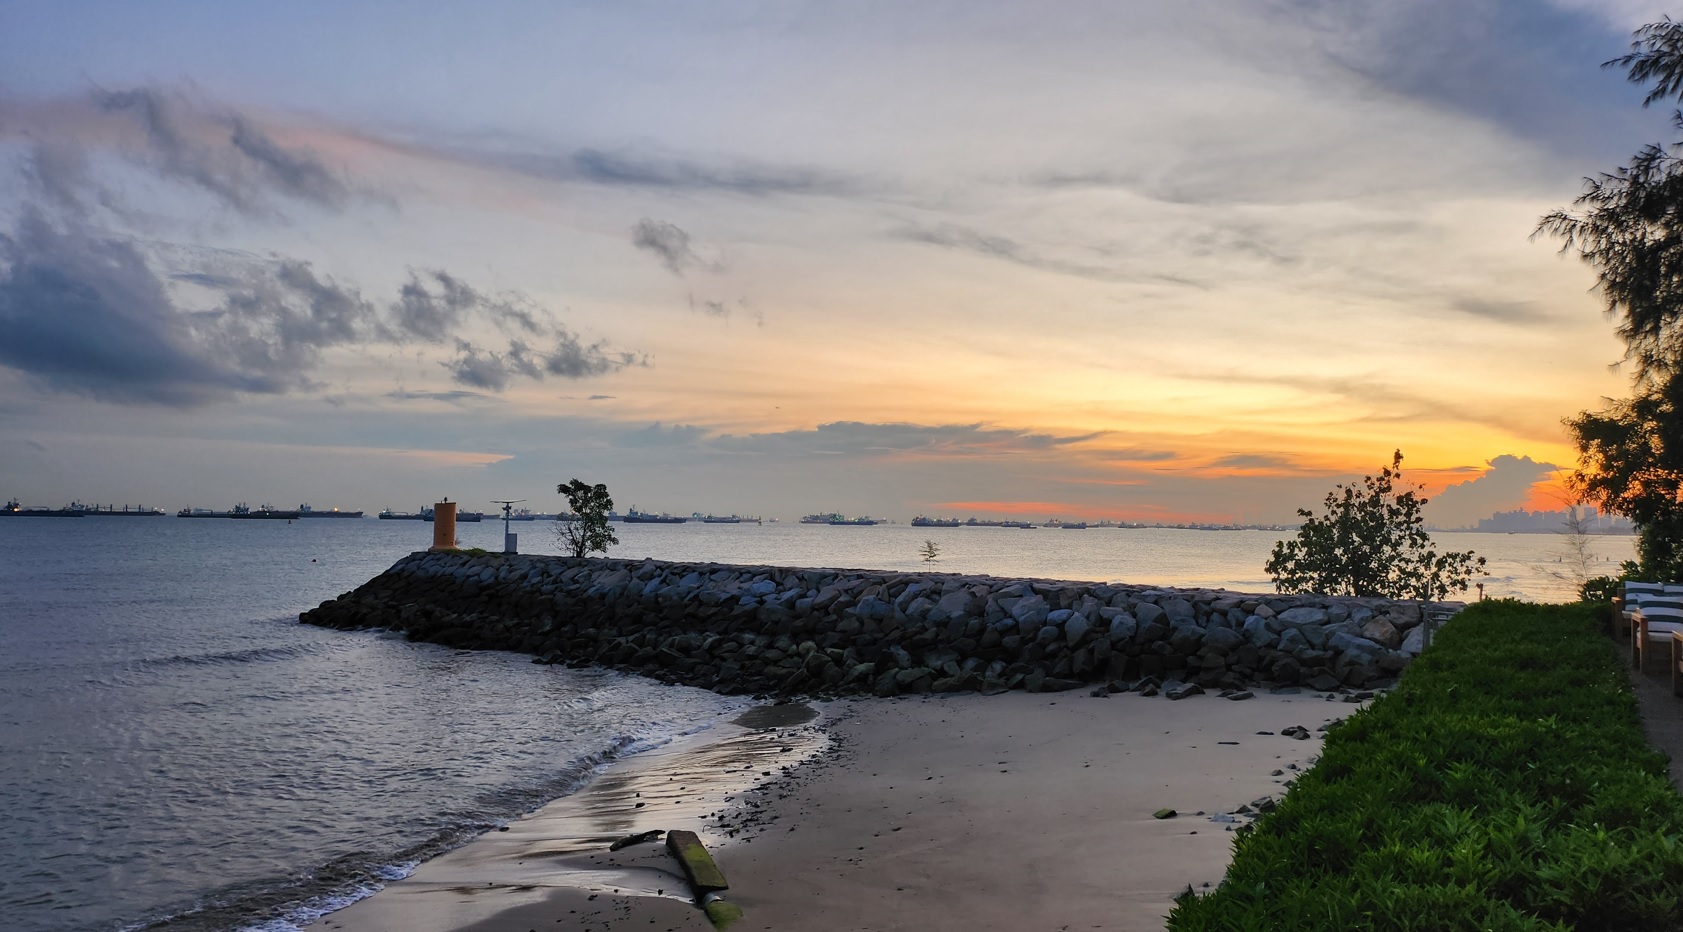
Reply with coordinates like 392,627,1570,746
542,331,645,379
632,218,701,275
391,270,482,342
587,394,615,401
570,147,861,197
0,211,639,405
169,271,244,288
0,213,271,405
88,86,353,215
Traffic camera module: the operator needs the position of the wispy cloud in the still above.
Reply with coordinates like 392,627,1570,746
632,218,703,276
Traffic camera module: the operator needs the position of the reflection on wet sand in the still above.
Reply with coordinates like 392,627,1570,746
315,704,825,932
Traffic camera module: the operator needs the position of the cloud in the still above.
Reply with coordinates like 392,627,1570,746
1424,453,1561,527
0,212,272,405
713,421,1107,458
632,218,702,276
384,389,493,404
80,86,355,215
587,394,615,401
564,147,863,197
0,86,642,405
1211,453,1297,470
895,222,1204,287
617,422,709,447
1275,0,1646,163
1449,297,1548,323
0,211,638,405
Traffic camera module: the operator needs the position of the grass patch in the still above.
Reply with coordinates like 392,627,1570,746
1168,600,1683,931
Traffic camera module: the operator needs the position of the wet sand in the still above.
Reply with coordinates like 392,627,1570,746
314,689,1350,932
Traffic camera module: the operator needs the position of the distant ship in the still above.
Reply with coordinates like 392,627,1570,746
699,514,761,524
378,508,429,520
801,513,841,524
78,503,165,516
623,508,687,524
911,516,961,528
828,515,878,526
178,507,225,518
1002,521,1038,529
3,498,84,517
228,503,301,520
298,504,363,518
421,507,482,522
1060,522,1089,530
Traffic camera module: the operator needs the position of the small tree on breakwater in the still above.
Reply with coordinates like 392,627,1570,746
1265,450,1486,600
556,479,618,558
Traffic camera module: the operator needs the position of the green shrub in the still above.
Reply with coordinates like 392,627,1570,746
1168,601,1683,931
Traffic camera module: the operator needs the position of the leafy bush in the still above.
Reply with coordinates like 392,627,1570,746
1168,601,1683,931
1580,576,1621,604
1266,451,1486,600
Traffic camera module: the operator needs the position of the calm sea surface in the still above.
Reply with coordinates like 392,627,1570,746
0,517,1634,931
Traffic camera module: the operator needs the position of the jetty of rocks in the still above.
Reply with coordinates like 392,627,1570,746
300,552,1451,696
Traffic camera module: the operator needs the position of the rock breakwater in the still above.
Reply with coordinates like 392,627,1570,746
300,552,1449,696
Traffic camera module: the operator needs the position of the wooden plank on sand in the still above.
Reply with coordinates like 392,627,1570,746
665,829,729,893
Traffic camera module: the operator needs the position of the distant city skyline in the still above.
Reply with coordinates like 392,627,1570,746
0,1,1668,526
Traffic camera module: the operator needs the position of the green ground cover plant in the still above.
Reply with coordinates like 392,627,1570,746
1168,601,1683,931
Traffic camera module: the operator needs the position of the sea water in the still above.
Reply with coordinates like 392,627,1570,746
0,517,1633,931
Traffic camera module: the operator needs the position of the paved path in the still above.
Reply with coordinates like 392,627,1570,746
1624,635,1683,794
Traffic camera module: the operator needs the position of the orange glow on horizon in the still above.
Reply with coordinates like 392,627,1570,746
933,500,1243,525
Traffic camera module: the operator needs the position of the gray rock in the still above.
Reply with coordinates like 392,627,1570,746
1271,656,1302,684
1065,614,1092,645
1327,631,1383,657
1277,628,1310,653
1107,612,1138,642
1165,681,1205,700
1167,626,1204,654
1277,606,1329,626
1162,598,1197,623
1358,616,1401,650
1242,615,1275,648
1202,627,1245,654
1399,625,1426,656
1036,624,1062,646
1133,601,1167,628
1011,595,1051,630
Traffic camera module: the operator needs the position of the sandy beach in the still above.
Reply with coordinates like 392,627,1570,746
314,688,1355,932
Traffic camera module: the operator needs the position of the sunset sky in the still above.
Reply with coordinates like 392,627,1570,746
0,1,1671,525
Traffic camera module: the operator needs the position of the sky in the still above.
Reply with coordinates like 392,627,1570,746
0,0,1673,526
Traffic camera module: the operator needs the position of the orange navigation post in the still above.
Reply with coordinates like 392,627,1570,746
431,500,458,551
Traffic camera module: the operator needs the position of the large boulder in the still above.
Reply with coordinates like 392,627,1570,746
1202,626,1245,655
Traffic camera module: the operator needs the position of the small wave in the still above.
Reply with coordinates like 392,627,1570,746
120,724,719,932
144,643,325,670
